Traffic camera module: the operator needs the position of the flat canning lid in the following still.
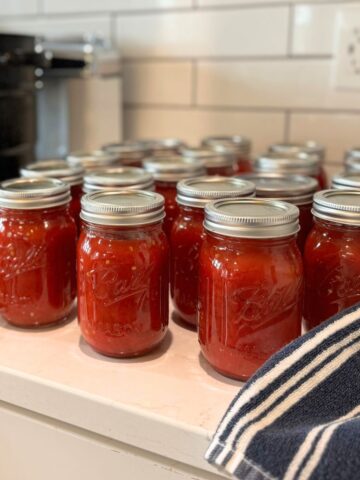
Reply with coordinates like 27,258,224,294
332,172,360,190
0,177,70,209
202,135,251,155
20,159,84,186
67,150,119,171
140,138,186,155
83,167,154,193
240,173,318,205
81,190,165,226
204,198,299,239
269,141,325,161
255,153,320,176
177,176,255,208
344,148,360,172
313,190,360,226
180,147,235,168
143,155,206,182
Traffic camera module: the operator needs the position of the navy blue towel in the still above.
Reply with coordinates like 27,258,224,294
206,303,360,480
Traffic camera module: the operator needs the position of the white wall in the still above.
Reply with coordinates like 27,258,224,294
1,0,360,174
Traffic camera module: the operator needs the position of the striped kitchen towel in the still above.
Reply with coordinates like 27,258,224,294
206,302,360,480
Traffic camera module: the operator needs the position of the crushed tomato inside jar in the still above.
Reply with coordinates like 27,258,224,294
304,190,360,330
77,190,169,357
171,176,255,326
0,178,77,327
198,198,303,380
143,155,206,239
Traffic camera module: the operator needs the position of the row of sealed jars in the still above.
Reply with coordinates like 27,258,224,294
2,170,360,379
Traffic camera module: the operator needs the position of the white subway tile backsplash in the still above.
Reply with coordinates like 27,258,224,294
0,0,38,16
43,0,192,14
123,61,193,105
289,112,360,164
115,7,289,58
0,15,112,40
124,107,285,153
197,59,360,110
292,3,339,55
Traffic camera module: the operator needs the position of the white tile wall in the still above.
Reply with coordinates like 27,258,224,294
1,0,360,170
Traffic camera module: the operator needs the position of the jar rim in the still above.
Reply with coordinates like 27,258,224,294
201,135,251,155
80,189,165,226
102,141,151,159
204,198,299,238
177,176,255,208
0,177,71,209
180,147,235,168
143,155,206,182
83,167,154,193
269,141,325,161
67,150,119,170
20,159,84,186
312,189,360,225
255,152,320,176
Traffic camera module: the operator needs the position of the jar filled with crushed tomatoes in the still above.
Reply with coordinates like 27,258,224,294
201,135,252,173
143,156,205,238
344,147,360,173
102,141,151,168
21,159,84,234
255,152,324,189
268,142,327,188
140,138,186,157
67,150,119,172
304,190,360,331
180,147,236,176
0,178,77,327
199,198,303,380
171,176,255,327
78,190,169,357
83,167,154,194
240,173,318,254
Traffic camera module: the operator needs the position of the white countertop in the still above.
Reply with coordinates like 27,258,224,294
0,306,242,476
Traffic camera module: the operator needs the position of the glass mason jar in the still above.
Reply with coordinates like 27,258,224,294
268,142,327,188
171,176,255,326
140,138,186,157
102,141,151,168
240,173,318,254
201,135,252,173
198,198,303,381
20,159,84,234
255,152,324,189
344,147,360,173
143,155,206,239
180,147,236,176
0,178,77,328
83,167,154,194
67,150,119,172
304,190,360,331
78,190,169,357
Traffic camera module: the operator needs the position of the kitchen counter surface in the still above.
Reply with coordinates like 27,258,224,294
0,306,241,478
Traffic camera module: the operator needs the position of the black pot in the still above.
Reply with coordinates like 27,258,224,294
0,34,47,181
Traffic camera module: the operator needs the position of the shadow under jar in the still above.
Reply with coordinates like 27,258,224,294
198,198,303,381
171,176,255,327
240,173,318,254
180,147,236,176
0,178,77,327
143,155,206,239
304,190,360,331
201,135,252,174
20,159,84,234
78,190,169,358
67,150,119,172
102,141,151,168
268,142,327,189
83,167,154,194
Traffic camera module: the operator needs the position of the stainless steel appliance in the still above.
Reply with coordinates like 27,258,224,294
36,35,123,160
